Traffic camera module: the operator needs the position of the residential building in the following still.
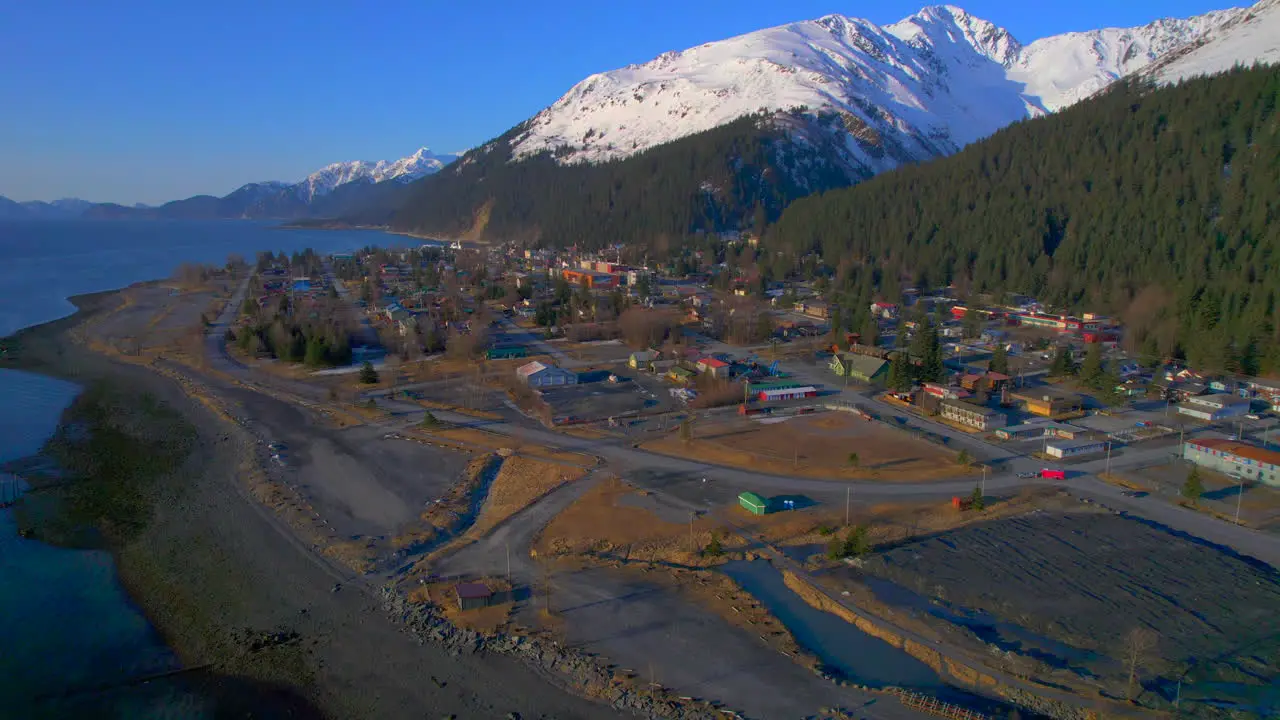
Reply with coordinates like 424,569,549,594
629,350,658,369
1183,439,1280,487
516,361,578,388
796,300,830,319
1045,439,1106,459
939,398,1008,431
1010,388,1084,419
666,366,697,385
870,301,898,319
697,357,731,378
758,386,818,402
829,354,889,384
1177,393,1252,422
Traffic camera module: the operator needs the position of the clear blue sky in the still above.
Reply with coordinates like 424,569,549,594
0,0,1234,204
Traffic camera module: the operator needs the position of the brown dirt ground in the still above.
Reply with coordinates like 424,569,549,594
534,478,742,567
408,577,516,635
644,412,974,481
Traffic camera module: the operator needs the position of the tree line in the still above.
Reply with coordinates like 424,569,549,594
767,66,1280,377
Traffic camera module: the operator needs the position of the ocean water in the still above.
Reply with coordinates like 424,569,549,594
0,219,405,712
0,218,405,337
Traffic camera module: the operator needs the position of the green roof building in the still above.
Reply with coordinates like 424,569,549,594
738,491,770,515
829,353,889,384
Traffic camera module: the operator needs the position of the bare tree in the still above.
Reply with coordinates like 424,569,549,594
1123,627,1158,700
618,308,677,349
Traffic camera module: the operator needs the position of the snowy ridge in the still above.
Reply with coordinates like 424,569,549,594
1146,0,1280,84
510,3,1251,170
294,148,456,202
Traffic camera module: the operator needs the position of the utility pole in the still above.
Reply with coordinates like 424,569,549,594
505,541,511,581
845,486,851,526
1235,475,1246,525
1105,441,1113,478
981,464,987,496
689,511,696,553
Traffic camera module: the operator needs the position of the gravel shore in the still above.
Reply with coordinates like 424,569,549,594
6,288,621,719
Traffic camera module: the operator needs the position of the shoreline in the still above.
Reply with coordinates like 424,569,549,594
2,287,616,719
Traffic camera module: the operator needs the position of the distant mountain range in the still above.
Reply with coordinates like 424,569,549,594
0,147,456,221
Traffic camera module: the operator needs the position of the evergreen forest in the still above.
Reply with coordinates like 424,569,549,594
767,67,1280,376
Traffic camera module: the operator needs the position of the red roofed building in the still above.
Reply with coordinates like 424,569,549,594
1183,438,1280,487
697,357,730,379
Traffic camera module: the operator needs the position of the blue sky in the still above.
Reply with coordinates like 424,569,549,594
0,0,1234,204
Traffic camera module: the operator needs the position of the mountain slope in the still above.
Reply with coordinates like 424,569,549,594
79,148,454,221
508,4,1243,173
1146,0,1280,83
766,66,1280,374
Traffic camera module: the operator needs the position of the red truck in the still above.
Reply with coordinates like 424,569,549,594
1040,469,1067,480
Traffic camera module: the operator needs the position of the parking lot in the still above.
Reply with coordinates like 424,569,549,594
539,370,677,423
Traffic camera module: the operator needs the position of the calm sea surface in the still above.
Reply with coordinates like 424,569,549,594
0,219,404,711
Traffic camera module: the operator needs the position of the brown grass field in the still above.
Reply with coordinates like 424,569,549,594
534,477,739,566
469,458,586,538
644,412,973,481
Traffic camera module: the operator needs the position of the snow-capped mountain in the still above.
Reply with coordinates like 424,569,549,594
510,3,1252,171
294,148,456,202
1145,0,1280,84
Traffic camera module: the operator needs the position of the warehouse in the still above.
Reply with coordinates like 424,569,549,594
758,386,818,403
1177,393,1252,422
996,422,1086,441
1183,438,1280,487
1045,439,1106,459
939,398,1007,431
516,361,578,388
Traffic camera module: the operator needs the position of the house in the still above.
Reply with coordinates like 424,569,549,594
758,386,818,403
829,354,889,385
796,300,830,320
629,350,658,369
1009,388,1084,419
455,582,493,611
1045,439,1106,459
516,361,578,388
939,398,1007,431
870,301,898,320
697,357,731,378
1177,393,1252,422
1183,439,1280,487
738,492,770,515
666,366,697,385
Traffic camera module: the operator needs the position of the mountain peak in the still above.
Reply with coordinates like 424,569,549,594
887,4,1022,66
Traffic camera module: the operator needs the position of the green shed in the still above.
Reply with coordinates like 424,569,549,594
738,491,770,515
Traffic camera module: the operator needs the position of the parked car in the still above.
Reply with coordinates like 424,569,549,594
1016,471,1037,479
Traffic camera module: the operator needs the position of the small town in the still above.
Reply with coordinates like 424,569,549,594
5,3,1279,718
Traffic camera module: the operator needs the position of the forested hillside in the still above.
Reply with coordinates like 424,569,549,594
768,66,1280,376
387,112,859,248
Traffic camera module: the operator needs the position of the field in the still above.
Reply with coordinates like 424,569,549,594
644,411,973,481
534,477,734,566
1121,461,1280,534
860,511,1280,711
466,457,586,538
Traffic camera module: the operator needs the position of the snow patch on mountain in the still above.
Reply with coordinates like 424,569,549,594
510,3,1247,169
295,148,456,202
1146,0,1280,84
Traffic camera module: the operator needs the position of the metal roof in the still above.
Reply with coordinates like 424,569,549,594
455,582,492,599
1188,438,1280,466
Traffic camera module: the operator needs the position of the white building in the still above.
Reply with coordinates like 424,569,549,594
1177,393,1252,422
1045,439,1107,459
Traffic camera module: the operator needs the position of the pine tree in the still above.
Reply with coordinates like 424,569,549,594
1182,467,1205,501
887,352,913,392
989,344,1009,375
1080,342,1104,388
358,361,379,384
1050,346,1075,377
